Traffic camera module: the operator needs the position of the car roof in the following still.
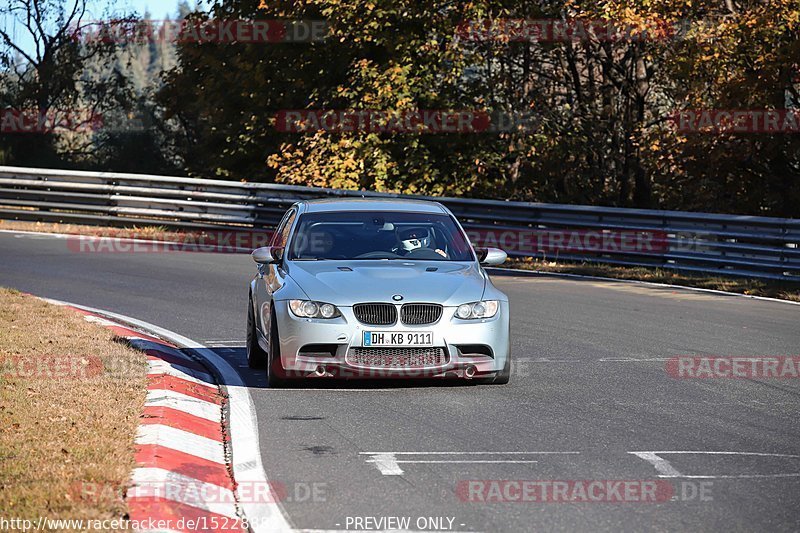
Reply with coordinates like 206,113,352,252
296,198,449,214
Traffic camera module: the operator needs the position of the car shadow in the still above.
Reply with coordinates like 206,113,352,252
195,345,481,389
127,337,220,389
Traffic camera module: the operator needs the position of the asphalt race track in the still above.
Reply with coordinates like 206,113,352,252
1,230,799,532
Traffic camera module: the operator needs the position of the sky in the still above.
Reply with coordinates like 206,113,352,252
3,0,204,59
108,0,188,18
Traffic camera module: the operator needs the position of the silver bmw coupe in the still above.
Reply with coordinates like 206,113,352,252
247,198,510,386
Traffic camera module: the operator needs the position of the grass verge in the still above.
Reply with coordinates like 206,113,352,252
0,220,184,241
504,258,800,302
0,287,147,525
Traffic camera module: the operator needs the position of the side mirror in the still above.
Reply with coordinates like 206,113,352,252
476,247,507,266
252,246,283,264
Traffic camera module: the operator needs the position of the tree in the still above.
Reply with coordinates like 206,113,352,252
0,0,131,165
158,0,799,216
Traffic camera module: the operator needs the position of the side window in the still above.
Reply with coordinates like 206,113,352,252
272,210,296,247
270,210,292,246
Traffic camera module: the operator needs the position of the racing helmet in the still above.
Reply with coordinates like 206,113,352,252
398,227,430,252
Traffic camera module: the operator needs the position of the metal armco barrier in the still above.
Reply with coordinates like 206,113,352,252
1,165,798,281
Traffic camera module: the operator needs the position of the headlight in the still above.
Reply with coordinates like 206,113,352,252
289,300,341,319
455,300,499,320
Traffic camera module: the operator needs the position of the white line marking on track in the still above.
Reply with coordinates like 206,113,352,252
628,452,684,477
633,451,800,457
514,358,671,363
358,452,581,455
663,473,800,479
598,357,671,362
365,453,404,475
394,460,539,464
363,451,579,475
629,451,800,478
358,451,581,455
204,340,245,347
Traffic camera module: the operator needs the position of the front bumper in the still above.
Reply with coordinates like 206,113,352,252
259,301,510,379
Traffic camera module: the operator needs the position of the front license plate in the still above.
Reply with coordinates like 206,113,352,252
363,331,433,347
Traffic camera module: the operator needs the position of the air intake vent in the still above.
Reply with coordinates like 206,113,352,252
400,303,443,325
346,347,448,368
353,303,397,325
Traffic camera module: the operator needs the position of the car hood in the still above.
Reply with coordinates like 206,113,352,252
286,260,485,306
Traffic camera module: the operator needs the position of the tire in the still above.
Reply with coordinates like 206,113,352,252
246,295,267,369
475,355,511,385
266,308,288,388
492,354,511,385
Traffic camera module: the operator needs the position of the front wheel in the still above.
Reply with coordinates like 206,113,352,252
492,355,511,384
246,296,267,369
475,355,511,385
266,310,289,387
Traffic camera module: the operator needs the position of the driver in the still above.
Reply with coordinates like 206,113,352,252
394,227,446,257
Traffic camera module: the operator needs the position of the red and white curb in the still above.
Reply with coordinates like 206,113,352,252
42,298,293,533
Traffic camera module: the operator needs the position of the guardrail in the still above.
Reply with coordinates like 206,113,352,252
1,165,798,281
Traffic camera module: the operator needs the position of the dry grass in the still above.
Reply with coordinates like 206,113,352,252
0,220,269,251
0,219,178,240
504,258,800,302
0,288,147,527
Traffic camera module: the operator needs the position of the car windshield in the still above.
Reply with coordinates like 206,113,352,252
288,210,474,262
